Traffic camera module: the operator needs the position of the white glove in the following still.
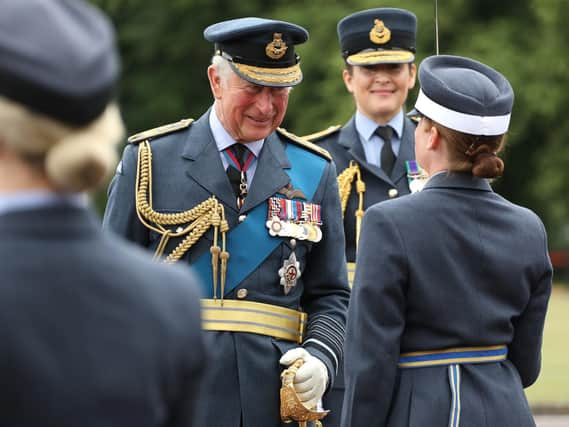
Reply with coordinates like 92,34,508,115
279,347,329,409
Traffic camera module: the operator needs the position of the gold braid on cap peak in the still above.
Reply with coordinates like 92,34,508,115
135,141,230,301
337,161,366,253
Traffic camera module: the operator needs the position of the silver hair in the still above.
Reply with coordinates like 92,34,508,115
211,54,234,87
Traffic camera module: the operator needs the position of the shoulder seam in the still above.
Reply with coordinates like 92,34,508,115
302,125,341,142
127,118,194,144
277,127,332,161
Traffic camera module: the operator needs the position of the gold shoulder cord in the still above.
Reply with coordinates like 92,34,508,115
337,160,365,253
135,140,230,300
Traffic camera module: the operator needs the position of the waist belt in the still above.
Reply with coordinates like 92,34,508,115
398,345,507,368
201,299,307,344
398,345,507,427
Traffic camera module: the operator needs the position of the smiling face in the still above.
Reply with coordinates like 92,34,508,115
208,64,290,143
343,62,416,124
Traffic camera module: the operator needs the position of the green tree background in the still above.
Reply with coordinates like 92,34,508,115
92,0,569,250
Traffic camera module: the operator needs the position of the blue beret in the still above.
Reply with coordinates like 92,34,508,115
0,0,119,126
204,17,309,87
337,8,417,66
413,55,514,136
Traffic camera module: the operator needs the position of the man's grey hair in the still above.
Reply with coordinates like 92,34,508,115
211,55,234,87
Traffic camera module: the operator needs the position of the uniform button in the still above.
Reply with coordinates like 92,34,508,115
238,215,247,223
237,288,248,299
388,188,398,198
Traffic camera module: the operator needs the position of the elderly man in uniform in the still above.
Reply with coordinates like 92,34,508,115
0,1,208,426
302,8,420,426
103,17,350,427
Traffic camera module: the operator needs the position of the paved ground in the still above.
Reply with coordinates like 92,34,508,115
535,415,569,426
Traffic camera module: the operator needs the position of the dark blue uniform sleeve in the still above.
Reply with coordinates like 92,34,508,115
341,205,407,427
103,143,149,245
509,220,553,387
301,160,351,386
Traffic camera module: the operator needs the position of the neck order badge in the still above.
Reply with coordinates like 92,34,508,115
224,143,256,209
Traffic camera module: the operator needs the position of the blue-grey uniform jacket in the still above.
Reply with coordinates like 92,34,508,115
0,204,208,427
103,110,350,427
307,114,416,427
309,116,416,263
342,172,553,427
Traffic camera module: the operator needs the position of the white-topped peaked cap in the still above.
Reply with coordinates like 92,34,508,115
412,55,514,136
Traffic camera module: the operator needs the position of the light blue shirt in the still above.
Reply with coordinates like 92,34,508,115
209,108,264,186
0,191,87,217
355,110,405,169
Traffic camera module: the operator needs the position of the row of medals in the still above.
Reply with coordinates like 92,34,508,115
265,197,323,294
266,216,322,243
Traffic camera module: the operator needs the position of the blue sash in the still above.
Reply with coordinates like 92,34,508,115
193,143,327,298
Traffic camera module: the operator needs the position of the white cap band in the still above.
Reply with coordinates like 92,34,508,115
415,89,511,136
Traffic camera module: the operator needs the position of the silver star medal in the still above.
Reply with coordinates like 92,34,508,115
266,216,283,236
278,240,301,294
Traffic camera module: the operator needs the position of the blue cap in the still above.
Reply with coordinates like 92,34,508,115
0,0,119,126
412,55,514,136
204,17,309,87
338,8,417,66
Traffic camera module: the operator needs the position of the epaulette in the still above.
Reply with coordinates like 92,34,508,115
301,125,341,142
277,127,332,161
127,118,194,144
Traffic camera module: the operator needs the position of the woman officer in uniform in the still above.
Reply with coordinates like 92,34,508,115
342,54,553,427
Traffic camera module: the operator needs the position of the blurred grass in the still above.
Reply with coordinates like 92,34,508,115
526,284,569,407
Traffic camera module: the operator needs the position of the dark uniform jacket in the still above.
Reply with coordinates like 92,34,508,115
103,110,350,427
342,172,553,427
308,115,417,263
306,114,416,427
0,204,207,427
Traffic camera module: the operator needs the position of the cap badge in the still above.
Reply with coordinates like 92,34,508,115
369,19,391,45
265,33,288,59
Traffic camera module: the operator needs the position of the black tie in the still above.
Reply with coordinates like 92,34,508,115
376,126,395,176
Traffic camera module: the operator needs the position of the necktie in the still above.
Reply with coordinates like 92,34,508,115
225,143,255,209
376,125,395,176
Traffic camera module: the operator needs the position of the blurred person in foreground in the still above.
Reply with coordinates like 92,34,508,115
342,54,553,427
0,1,208,426
103,16,349,427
